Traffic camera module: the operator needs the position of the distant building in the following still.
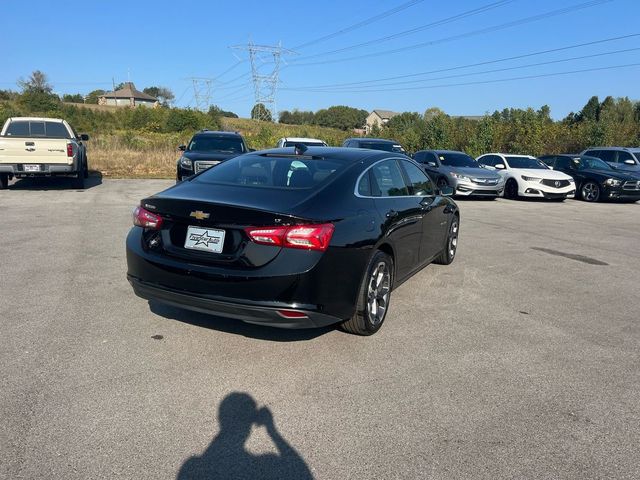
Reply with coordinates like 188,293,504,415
365,109,400,134
98,82,159,107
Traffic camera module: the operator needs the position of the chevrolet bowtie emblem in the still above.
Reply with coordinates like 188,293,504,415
190,210,210,220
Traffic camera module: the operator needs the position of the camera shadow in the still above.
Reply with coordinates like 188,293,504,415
177,392,314,480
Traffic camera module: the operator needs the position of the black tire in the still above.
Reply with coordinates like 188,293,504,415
580,181,600,202
504,178,519,199
433,215,460,265
341,250,393,336
0,173,8,189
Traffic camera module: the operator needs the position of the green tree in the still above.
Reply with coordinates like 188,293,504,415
85,89,105,104
143,86,174,106
18,70,53,93
579,95,600,122
314,105,367,130
62,93,84,103
251,103,273,122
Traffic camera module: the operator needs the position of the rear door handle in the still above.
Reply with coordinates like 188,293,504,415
386,210,398,219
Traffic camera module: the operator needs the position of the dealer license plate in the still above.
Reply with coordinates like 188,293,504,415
184,226,225,253
24,164,41,172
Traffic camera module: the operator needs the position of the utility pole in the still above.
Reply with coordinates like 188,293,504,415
230,42,295,122
189,77,213,112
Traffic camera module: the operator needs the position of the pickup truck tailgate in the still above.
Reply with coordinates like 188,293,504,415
0,138,72,165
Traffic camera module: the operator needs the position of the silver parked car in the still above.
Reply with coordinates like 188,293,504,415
413,150,504,198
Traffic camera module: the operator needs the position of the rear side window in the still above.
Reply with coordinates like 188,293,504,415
196,154,344,189
597,150,616,163
370,160,409,197
617,151,635,163
3,120,71,138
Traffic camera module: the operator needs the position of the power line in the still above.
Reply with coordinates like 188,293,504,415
283,63,640,94
289,0,615,66
293,0,517,62
282,33,640,91
284,47,640,92
291,0,426,50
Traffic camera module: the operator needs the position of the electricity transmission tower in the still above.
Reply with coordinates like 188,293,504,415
230,42,295,121
190,77,213,111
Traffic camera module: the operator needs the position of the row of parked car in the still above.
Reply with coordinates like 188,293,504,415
175,130,640,203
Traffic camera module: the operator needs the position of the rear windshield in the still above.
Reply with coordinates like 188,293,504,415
359,142,405,153
195,154,346,189
188,135,245,153
3,120,71,138
505,156,548,169
438,152,478,168
283,141,327,147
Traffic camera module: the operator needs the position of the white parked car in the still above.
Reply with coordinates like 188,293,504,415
477,153,576,200
276,137,328,148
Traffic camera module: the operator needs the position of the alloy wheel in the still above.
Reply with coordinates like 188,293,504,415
448,220,459,259
367,261,390,327
581,182,600,202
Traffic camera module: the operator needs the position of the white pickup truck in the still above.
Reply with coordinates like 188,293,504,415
0,117,89,189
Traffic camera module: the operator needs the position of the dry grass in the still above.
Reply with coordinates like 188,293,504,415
88,133,185,178
86,120,351,178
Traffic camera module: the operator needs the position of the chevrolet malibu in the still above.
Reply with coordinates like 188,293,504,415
126,147,460,335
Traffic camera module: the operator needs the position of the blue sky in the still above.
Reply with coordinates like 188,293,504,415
1,0,638,119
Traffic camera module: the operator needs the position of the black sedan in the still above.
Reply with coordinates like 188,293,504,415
539,154,640,202
126,147,460,335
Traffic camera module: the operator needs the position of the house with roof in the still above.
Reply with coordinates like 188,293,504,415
365,109,400,134
98,82,159,107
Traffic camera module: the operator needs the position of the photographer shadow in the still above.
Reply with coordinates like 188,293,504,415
177,392,313,480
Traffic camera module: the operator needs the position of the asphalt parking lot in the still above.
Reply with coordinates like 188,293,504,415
1,178,639,479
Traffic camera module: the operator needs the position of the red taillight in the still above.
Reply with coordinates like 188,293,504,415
277,310,309,319
66,143,74,157
245,223,334,252
133,206,163,229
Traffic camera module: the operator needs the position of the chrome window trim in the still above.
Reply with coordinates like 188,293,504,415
353,156,436,199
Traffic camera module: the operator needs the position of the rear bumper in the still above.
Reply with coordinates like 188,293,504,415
126,227,366,328
128,275,340,329
0,163,79,177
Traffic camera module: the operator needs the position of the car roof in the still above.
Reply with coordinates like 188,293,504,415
489,153,536,158
280,137,326,142
583,146,640,151
420,149,466,155
347,138,399,144
192,130,243,138
7,117,65,123
250,146,406,162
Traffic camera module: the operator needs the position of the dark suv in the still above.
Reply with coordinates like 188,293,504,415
342,137,407,154
580,147,640,173
176,130,250,181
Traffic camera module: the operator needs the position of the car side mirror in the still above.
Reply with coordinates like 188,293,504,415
439,185,454,196
249,148,256,152
495,163,505,170
178,145,186,151
427,161,436,167
624,159,635,165
80,134,89,141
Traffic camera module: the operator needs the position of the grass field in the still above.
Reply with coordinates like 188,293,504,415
88,118,352,178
